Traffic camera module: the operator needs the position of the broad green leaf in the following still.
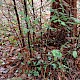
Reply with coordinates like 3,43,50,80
72,51,78,58
51,50,62,58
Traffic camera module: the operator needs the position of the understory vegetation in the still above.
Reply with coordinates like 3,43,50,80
0,0,80,80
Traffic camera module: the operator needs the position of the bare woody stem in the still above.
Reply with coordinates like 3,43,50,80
24,0,32,57
12,0,25,48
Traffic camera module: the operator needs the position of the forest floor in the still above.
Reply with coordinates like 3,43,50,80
0,0,80,79
0,30,80,80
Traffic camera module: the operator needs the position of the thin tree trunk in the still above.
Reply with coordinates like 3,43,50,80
40,0,43,40
12,0,25,48
23,0,32,57
32,0,35,42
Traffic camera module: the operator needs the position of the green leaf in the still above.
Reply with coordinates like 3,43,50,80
21,62,25,65
28,73,31,77
72,51,78,58
51,50,62,58
27,61,31,65
71,17,80,24
25,16,30,22
54,57,57,61
19,11,24,16
33,18,39,25
48,57,52,61
23,28,29,34
25,70,28,74
33,71,39,76
15,70,19,73
19,78,22,80
51,15,58,21
51,0,56,2
53,20,58,23
60,21,66,26
37,67,41,71
42,23,49,29
36,61,41,65
50,8,54,12
51,63,57,69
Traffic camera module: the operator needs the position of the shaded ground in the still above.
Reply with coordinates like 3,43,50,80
0,30,80,80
